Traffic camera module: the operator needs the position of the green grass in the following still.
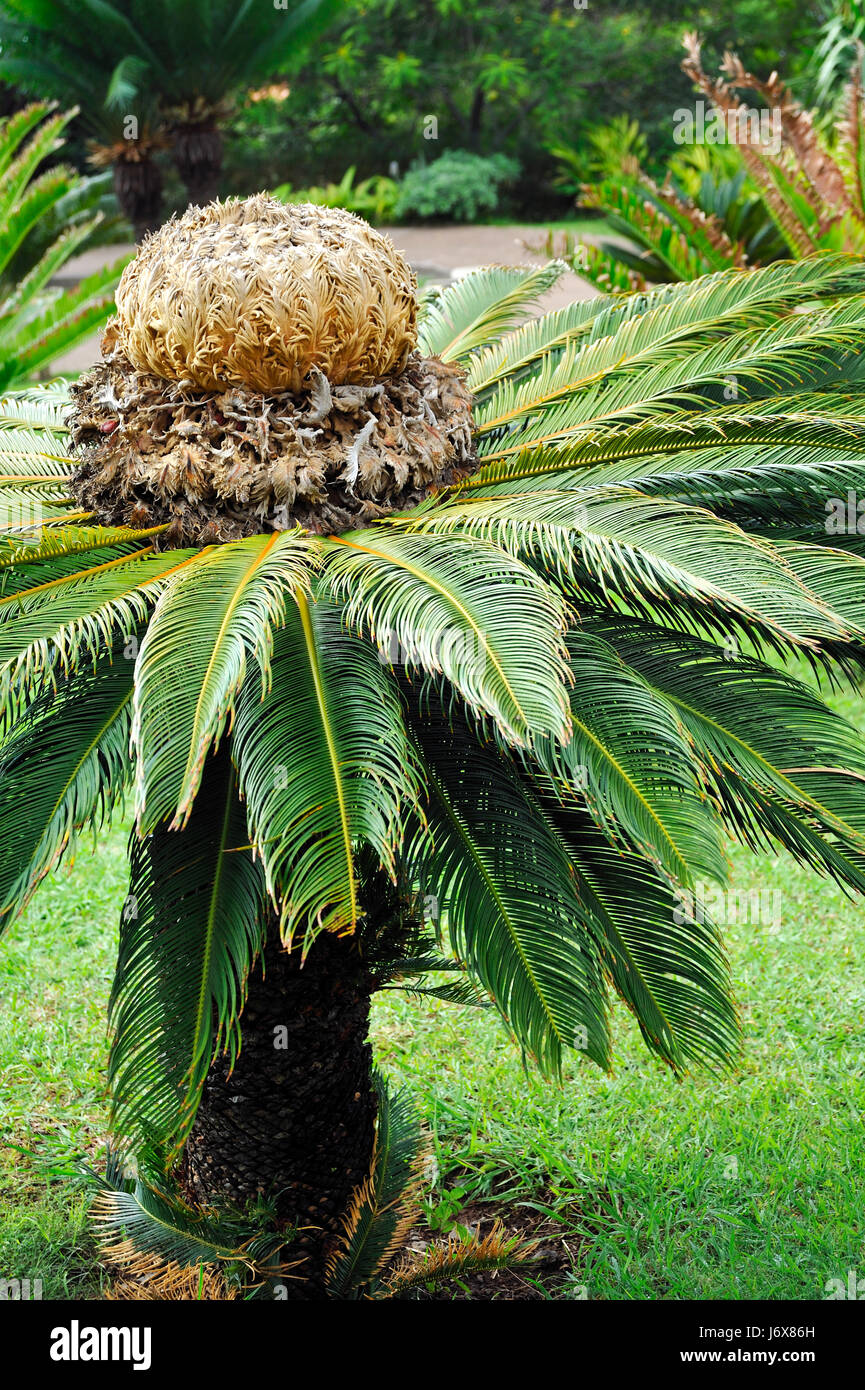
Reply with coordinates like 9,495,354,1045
484,216,612,234
1,684,863,1300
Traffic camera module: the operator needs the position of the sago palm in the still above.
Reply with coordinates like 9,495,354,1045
0,0,343,218
565,34,865,291
5,196,865,1298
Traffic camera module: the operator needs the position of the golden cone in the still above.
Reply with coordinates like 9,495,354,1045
102,194,418,393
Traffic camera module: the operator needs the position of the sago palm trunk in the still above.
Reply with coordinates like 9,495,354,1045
171,121,223,208
181,926,377,1293
112,156,164,243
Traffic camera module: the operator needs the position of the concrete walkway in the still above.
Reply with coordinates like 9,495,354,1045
50,223,599,376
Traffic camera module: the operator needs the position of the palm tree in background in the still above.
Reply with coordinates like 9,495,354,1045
0,0,342,230
4,197,865,1296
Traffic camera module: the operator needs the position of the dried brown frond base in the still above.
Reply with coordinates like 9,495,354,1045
101,1244,238,1301
406,1193,584,1301
68,351,476,547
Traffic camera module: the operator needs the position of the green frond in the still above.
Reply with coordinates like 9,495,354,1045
531,627,727,887
0,103,59,178
582,177,728,281
0,212,103,318
456,398,865,495
0,522,167,572
132,533,316,833
232,596,423,945
772,539,865,635
368,910,485,1006
417,261,566,362
325,1075,423,1299
403,702,610,1076
386,977,488,1007
0,258,124,385
89,1154,281,1277
110,747,267,1158
486,251,864,372
466,295,613,397
0,104,120,386
402,487,849,648
533,789,739,1071
0,652,133,931
475,290,865,460
0,383,70,429
562,442,865,537
584,614,865,892
321,527,571,748
0,548,194,715
0,538,181,603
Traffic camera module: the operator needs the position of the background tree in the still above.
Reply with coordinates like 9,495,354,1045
226,0,824,214
0,0,342,226
537,34,865,291
0,16,168,238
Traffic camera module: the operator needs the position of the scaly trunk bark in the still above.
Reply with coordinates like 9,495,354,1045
181,926,377,1296
113,156,164,243
171,122,223,207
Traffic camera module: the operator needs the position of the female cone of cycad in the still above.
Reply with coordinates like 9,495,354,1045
69,195,475,545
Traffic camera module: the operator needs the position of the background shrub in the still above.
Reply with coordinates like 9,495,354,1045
393,150,520,223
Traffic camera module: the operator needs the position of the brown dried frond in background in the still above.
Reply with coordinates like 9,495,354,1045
718,47,852,213
681,33,856,253
836,42,865,215
656,176,748,266
87,127,170,168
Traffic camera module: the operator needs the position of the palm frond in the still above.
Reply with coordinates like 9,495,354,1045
321,528,571,748
0,547,194,715
324,1075,423,1299
0,522,166,572
89,1152,281,1277
466,294,613,397
418,261,566,362
456,398,865,494
132,533,315,832
475,290,865,459
533,788,739,1070
402,487,849,648
584,614,865,891
232,596,423,945
383,1220,538,1297
110,747,267,1157
772,539,865,634
403,702,610,1075
530,627,726,887
0,652,133,931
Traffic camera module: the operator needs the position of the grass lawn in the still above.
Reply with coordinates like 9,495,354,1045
1,680,863,1301
484,216,612,234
